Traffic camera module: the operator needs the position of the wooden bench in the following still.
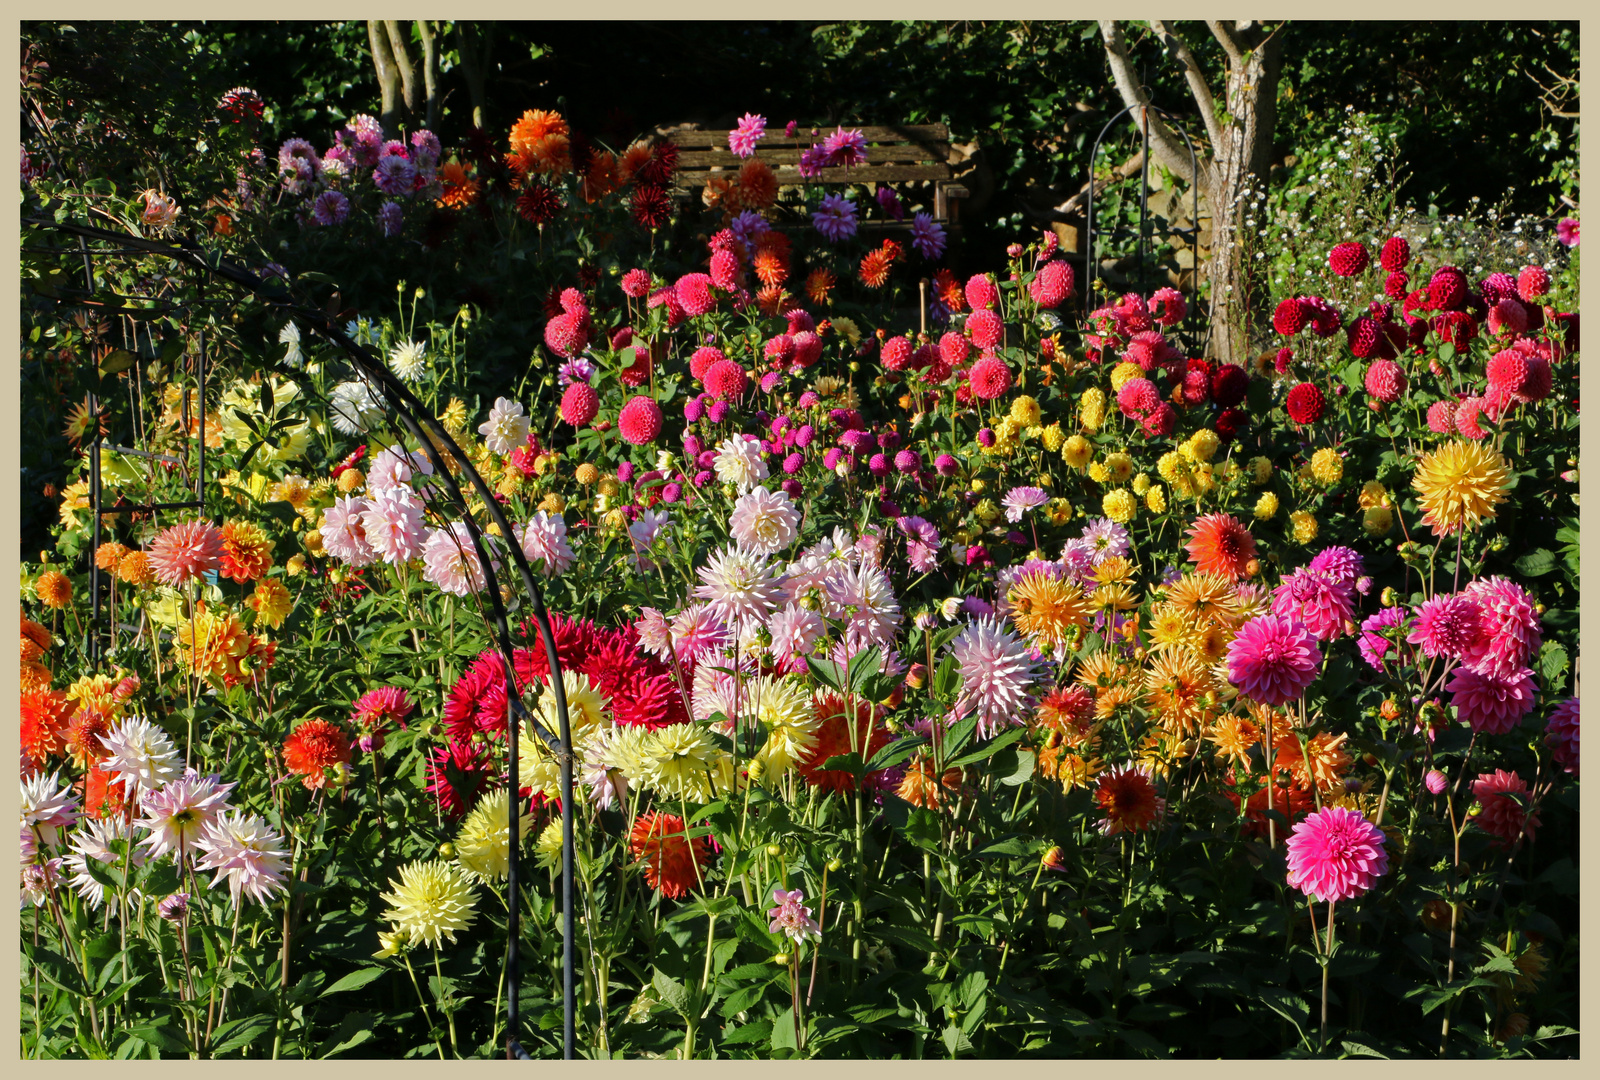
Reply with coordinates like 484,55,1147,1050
665,122,970,227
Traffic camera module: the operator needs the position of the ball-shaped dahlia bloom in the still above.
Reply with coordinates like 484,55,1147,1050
1226,614,1321,705
1284,805,1390,903
543,313,589,358
1028,260,1075,308
1379,235,1410,272
1545,697,1579,777
1470,769,1540,847
1516,265,1550,303
967,309,1003,350
1328,241,1370,277
1273,298,1310,336
1428,266,1469,311
964,273,998,311
1364,358,1406,403
968,355,1012,400
705,359,749,400
1211,364,1248,408
618,396,663,445
1285,382,1325,425
559,382,599,427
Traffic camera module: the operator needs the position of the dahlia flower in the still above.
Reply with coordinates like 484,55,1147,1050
629,811,709,900
453,788,531,883
327,379,384,435
137,767,236,861
361,488,427,564
1459,576,1543,680
694,545,784,625
1357,606,1408,672
629,509,671,572
98,715,181,801
478,396,531,456
381,859,478,946
1545,697,1579,776
1284,805,1389,903
422,522,491,597
64,817,146,909
910,212,947,259
948,617,1042,738
21,771,81,850
770,603,825,666
1470,769,1539,847
515,511,575,577
670,603,729,663
1412,440,1511,536
728,113,767,157
730,485,801,556
388,340,427,382
769,887,821,942
1226,615,1321,706
822,562,901,651
1095,765,1166,835
1184,513,1256,580
321,495,377,567
1447,666,1537,735
194,810,290,906
811,194,858,244
714,434,770,490
1002,486,1049,523
311,189,350,227
1407,593,1485,660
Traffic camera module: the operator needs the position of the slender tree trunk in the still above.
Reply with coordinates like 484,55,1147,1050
368,21,403,132
418,20,440,130
455,21,494,130
384,21,420,123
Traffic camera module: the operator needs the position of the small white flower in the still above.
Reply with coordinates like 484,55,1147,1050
280,322,303,368
477,397,529,456
388,340,428,382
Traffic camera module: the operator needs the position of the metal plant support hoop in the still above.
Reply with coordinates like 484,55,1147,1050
26,212,579,1060
1083,101,1207,355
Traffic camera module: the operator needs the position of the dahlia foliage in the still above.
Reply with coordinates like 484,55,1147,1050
20,91,1579,1061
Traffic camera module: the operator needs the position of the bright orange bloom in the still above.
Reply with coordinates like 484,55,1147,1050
1095,765,1164,834
64,710,111,767
934,268,965,312
220,521,274,583
619,143,654,183
756,285,790,317
95,542,130,571
35,570,71,610
282,718,351,789
509,109,569,157
437,161,482,209
81,767,129,821
806,268,836,306
796,693,890,795
1185,513,1257,581
752,249,789,289
118,551,156,585
859,248,893,289
1034,684,1099,748
628,811,709,900
21,614,51,664
21,661,52,695
895,755,965,810
21,689,71,768
582,150,621,203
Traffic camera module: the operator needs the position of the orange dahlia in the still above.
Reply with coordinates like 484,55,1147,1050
21,613,51,664
619,143,654,183
81,766,130,821
796,693,891,795
934,268,965,312
148,519,225,587
509,109,569,158
117,550,157,586
21,688,71,767
64,710,111,767
1034,684,1099,748
1274,730,1353,793
219,520,274,583
174,605,251,684
21,661,52,695
1094,764,1165,835
756,285,790,318
94,542,130,571
1143,650,1214,738
1206,714,1260,768
735,158,777,209
806,268,837,306
248,578,293,629
582,150,621,203
282,718,352,789
35,570,72,610
753,249,789,289
1184,514,1257,580
628,810,709,900
859,248,893,289
895,754,966,810
437,161,482,210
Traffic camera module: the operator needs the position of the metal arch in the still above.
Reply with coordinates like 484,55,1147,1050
1082,100,1205,353
25,213,580,1061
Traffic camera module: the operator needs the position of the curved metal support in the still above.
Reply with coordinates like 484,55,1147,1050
1083,101,1204,353
25,211,579,1060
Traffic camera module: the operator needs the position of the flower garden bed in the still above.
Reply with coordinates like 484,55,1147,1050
19,92,1580,1059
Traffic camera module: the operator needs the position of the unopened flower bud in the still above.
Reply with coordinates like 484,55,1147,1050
826,857,844,872
766,844,783,858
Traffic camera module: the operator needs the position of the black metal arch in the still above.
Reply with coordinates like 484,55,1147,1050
1083,101,1207,355
25,211,578,1060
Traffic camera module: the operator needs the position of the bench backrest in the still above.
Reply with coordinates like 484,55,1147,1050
666,123,955,189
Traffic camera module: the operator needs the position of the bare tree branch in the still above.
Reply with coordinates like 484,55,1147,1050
383,20,418,122
1206,20,1245,64
1098,20,1205,187
417,20,439,129
1152,21,1225,151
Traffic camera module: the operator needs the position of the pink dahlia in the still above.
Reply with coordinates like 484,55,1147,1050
422,521,490,597
320,496,376,567
822,126,868,168
1426,399,1457,434
1459,576,1542,680
560,382,599,427
544,313,589,358
1545,697,1579,777
147,520,225,587
1446,665,1537,735
965,273,998,311
1428,266,1469,311
709,248,741,291
1471,769,1539,847
1364,358,1406,402
1116,376,1160,417
727,112,767,158
1227,615,1321,705
1284,805,1389,903
881,336,914,371
949,617,1042,739
1407,593,1486,660
1029,260,1074,308
361,488,427,564
618,395,664,445
352,686,414,732
1424,769,1448,795
967,308,1003,350
968,355,1012,401
1556,218,1579,247
620,268,652,298
705,359,749,400
675,272,715,317
1271,568,1354,642
1148,286,1186,327
1516,265,1550,303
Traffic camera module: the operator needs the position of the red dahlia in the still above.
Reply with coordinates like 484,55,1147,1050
618,396,663,445
630,184,671,229
1212,363,1248,408
1384,271,1410,299
629,811,709,899
1328,241,1370,277
1285,382,1325,425
1272,298,1309,336
1346,315,1382,358
516,183,563,225
1427,266,1468,311
1516,265,1550,303
1379,235,1410,272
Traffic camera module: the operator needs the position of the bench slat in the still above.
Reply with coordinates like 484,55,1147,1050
676,143,951,169
677,163,954,188
665,122,950,148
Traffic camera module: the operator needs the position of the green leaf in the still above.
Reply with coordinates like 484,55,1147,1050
1512,548,1556,576
318,1011,376,1058
721,1018,772,1045
99,349,136,377
210,1014,274,1055
1538,641,1569,690
770,1008,798,1051
324,966,387,995
652,970,691,1018
947,727,1025,769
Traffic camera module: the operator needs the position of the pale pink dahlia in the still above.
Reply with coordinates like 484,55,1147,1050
147,519,225,586
360,488,427,564
422,521,490,597
948,617,1042,739
769,603,825,668
635,607,674,661
137,767,235,862
1226,615,1321,706
730,485,801,557
670,603,728,663
193,809,290,906
514,511,575,577
1447,665,1537,735
768,886,821,941
318,492,377,565
1284,805,1389,903
693,544,784,624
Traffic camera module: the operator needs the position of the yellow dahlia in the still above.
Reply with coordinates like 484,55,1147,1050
381,860,478,948
1254,492,1280,520
1009,395,1042,427
1079,388,1106,431
1109,362,1143,392
1145,485,1167,513
248,578,293,629
1062,434,1093,469
1412,439,1511,536
1102,488,1136,524
1309,447,1344,486
1289,509,1319,544
1008,570,1092,654
1041,422,1064,452
454,788,532,883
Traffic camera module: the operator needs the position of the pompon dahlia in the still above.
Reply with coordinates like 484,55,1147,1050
1273,298,1310,336
1412,439,1511,535
1226,615,1321,705
1380,235,1410,272
381,859,478,946
1545,697,1579,777
675,272,716,317
1284,805,1389,903
949,617,1042,738
560,382,600,427
965,273,999,311
1095,764,1165,835
629,810,709,900
282,718,352,789
618,395,663,445
1364,358,1406,402
968,355,1012,400
1285,382,1325,425
1516,265,1550,303
1470,769,1539,847
1328,241,1370,277
1426,399,1457,435
1029,260,1075,308
705,359,749,399
148,520,224,587
967,308,1003,350
1447,665,1537,735
1428,266,1468,311
1185,513,1256,580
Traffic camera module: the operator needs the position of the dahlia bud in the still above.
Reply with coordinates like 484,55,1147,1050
438,841,456,859
1490,535,1509,552
374,931,403,959
746,758,767,782
1424,770,1447,795
905,663,928,689
766,844,783,858
1362,753,1380,767
771,953,790,965
1380,699,1401,721
158,892,190,922
1467,802,1483,817
826,857,844,872
1380,586,1398,608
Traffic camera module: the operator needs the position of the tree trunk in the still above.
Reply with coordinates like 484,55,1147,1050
383,21,420,124
1099,20,1285,364
368,21,403,133
417,20,440,130
455,21,494,131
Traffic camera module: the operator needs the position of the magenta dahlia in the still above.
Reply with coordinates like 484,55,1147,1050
1470,769,1539,847
1284,805,1390,903
618,396,663,445
1328,241,1370,277
1447,665,1537,735
1545,697,1579,777
1226,615,1321,706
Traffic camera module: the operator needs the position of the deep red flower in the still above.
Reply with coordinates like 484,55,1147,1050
1328,241,1370,277
1286,382,1325,425
630,184,671,229
1379,235,1410,272
1428,266,1469,311
516,183,563,225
